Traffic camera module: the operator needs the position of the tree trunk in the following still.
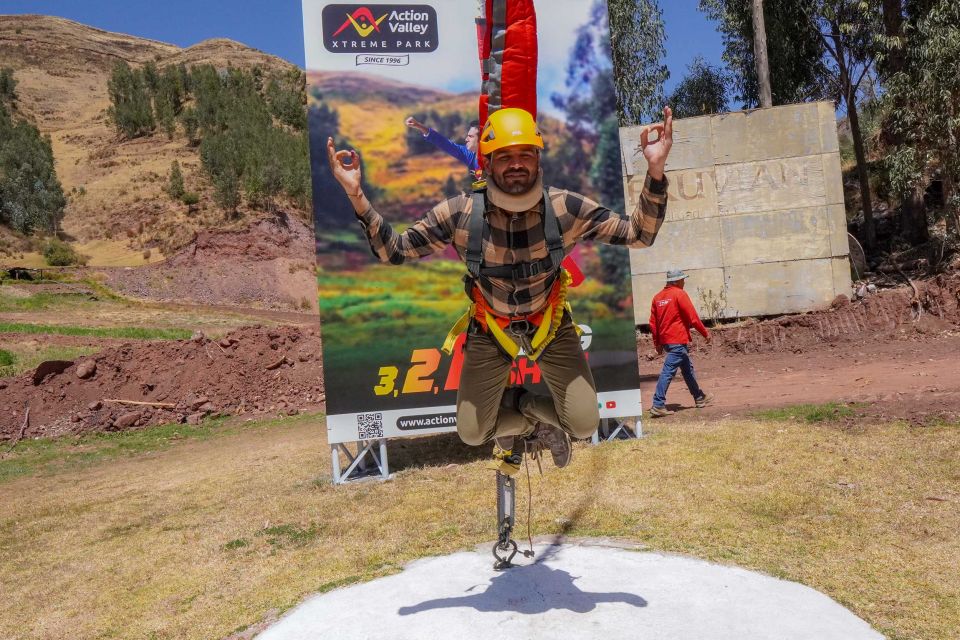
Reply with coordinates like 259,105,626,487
831,26,875,251
944,172,959,237
880,0,906,76
903,187,929,244
847,96,877,251
752,0,773,108
894,170,928,247
880,0,928,245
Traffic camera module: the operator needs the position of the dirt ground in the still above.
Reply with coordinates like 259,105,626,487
3,274,960,442
0,325,325,439
640,274,960,425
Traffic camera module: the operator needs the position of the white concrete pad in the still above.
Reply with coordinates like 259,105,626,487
256,541,883,640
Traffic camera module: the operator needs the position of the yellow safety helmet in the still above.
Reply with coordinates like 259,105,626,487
479,108,544,156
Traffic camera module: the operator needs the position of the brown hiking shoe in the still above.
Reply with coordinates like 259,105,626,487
695,393,714,409
649,406,673,418
524,422,572,468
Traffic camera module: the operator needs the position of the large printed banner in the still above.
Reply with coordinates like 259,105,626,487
302,0,643,444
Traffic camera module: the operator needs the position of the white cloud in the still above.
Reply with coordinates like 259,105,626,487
535,0,597,116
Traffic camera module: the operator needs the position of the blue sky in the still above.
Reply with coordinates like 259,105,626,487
0,0,309,67
661,0,726,95
1,0,724,96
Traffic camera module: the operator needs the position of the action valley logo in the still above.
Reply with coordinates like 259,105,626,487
322,4,439,53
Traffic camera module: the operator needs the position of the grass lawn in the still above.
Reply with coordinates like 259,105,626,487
753,402,861,423
0,416,231,483
0,321,192,340
0,410,957,639
0,284,287,345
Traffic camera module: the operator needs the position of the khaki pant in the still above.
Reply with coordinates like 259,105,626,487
456,315,600,446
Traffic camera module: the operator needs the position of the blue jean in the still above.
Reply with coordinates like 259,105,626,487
652,344,704,408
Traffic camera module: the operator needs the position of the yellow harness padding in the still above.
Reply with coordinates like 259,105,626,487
442,270,581,361
442,306,474,355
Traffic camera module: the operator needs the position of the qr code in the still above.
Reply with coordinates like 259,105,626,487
357,412,384,439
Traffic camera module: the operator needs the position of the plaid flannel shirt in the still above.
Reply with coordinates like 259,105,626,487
356,173,668,317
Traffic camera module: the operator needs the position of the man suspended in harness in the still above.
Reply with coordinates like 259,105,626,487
326,106,674,472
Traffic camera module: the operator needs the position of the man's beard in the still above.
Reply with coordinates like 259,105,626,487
493,168,538,194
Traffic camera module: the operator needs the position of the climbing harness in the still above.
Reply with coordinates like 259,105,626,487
442,187,579,362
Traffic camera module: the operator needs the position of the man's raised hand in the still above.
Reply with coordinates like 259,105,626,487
639,106,674,181
404,116,428,135
326,136,363,198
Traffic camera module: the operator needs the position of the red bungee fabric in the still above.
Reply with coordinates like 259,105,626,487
478,0,538,155
475,1,583,286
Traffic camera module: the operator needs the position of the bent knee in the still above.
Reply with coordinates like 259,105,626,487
456,406,491,446
557,377,600,438
561,404,601,439
458,428,487,447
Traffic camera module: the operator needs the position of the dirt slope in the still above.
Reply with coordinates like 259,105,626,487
100,210,318,310
0,15,300,264
3,276,959,442
0,325,324,440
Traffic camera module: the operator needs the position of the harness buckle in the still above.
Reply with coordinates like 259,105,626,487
506,319,533,336
526,261,543,277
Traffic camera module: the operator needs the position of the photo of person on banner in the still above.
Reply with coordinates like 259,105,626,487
404,115,481,177
326,104,673,470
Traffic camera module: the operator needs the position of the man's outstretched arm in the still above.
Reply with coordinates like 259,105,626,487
326,137,459,264
423,129,478,171
565,107,673,248
406,116,478,172
564,174,667,248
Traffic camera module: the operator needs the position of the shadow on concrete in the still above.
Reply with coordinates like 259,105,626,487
397,560,648,616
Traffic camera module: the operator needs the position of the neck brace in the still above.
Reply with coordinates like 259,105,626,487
486,173,544,212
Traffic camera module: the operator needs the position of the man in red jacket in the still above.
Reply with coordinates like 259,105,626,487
648,270,713,417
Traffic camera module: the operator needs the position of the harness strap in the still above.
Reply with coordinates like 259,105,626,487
542,188,565,273
466,191,486,279
442,306,474,355
477,255,553,280
450,187,574,360
443,270,581,361
468,188,565,281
